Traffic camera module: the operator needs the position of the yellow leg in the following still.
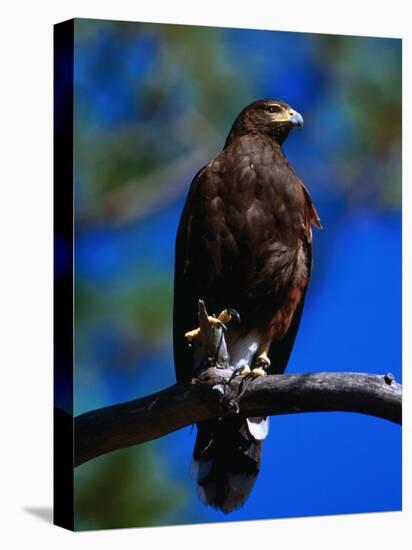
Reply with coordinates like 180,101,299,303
251,338,272,377
238,364,251,376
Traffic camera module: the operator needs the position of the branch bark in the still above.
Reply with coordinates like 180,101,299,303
75,301,401,467
75,369,402,467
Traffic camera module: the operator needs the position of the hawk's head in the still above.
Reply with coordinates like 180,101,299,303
228,98,303,145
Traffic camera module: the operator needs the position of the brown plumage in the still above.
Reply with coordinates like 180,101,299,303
173,98,321,513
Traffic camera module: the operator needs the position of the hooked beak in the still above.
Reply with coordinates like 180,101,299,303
289,110,304,127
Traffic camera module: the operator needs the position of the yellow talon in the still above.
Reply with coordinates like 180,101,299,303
184,312,227,342
251,367,267,377
229,363,251,383
217,309,232,324
239,364,251,376
184,327,201,341
254,352,271,371
208,315,225,327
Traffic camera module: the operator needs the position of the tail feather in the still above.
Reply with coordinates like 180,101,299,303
192,417,267,513
191,328,270,513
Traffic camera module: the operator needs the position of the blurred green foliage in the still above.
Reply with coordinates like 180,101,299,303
75,445,186,530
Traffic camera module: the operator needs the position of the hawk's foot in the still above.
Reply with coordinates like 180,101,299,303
184,327,201,342
229,364,251,382
250,366,267,377
184,314,227,343
254,353,271,372
184,308,239,344
217,308,241,325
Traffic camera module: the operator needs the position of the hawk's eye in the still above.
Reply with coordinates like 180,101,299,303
266,104,282,114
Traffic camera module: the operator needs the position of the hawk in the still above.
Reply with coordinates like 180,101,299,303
173,98,321,513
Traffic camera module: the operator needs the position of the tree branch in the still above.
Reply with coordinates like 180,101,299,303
75,369,401,467
75,301,401,467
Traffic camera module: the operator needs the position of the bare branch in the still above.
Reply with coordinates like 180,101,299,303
75,369,402,467
75,301,401,467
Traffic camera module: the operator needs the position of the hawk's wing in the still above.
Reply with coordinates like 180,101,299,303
268,180,321,374
173,164,208,382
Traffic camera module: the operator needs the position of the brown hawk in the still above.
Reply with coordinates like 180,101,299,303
173,98,321,513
